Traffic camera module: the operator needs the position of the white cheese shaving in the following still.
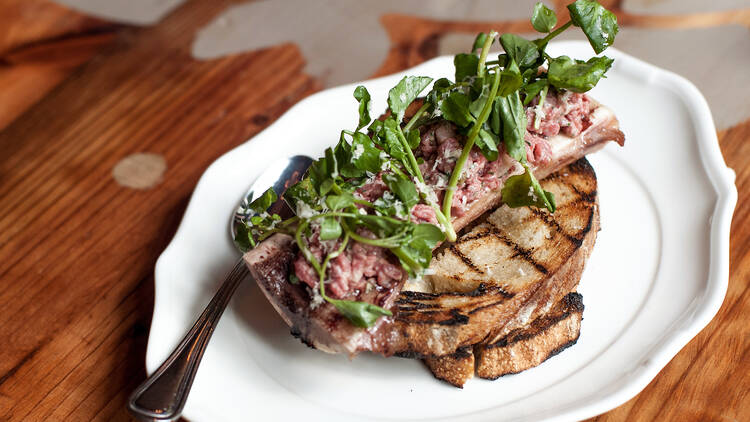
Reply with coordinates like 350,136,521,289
352,143,364,160
528,186,538,202
309,287,324,309
414,179,439,204
533,103,546,130
296,201,317,218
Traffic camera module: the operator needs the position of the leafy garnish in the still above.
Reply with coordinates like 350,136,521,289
496,91,528,163
567,0,618,54
234,188,281,252
440,91,474,127
501,163,556,212
454,53,479,82
349,132,383,173
328,299,392,328
382,173,419,210
548,55,614,93
353,85,372,131
499,33,540,70
531,2,557,33
388,76,433,123
319,216,342,240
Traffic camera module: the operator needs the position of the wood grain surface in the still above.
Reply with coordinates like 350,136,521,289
0,0,747,421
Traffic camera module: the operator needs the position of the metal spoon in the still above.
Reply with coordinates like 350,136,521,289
128,155,312,421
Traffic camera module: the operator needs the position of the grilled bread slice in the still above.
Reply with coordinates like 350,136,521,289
476,292,584,379
426,292,584,387
373,158,599,357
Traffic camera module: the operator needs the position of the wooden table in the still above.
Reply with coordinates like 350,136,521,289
1,0,747,420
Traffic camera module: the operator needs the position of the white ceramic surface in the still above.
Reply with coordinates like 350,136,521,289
147,41,737,421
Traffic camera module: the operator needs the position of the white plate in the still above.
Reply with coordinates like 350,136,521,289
147,41,736,422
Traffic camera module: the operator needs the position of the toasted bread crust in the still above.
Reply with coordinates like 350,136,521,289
424,292,584,387
476,292,584,379
424,346,475,388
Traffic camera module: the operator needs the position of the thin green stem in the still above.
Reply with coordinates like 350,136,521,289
403,102,431,132
395,126,423,184
442,68,502,221
279,216,299,228
540,20,572,45
353,198,374,208
386,161,408,179
344,223,408,248
295,219,322,275
477,31,498,78
533,85,548,131
429,199,456,241
318,233,350,299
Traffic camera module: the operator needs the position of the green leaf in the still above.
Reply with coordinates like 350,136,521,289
499,33,540,69
368,119,384,140
353,85,371,131
498,58,522,97
356,215,411,243
325,193,355,210
454,53,479,82
373,192,409,220
388,76,433,123
548,55,613,93
350,132,383,173
406,129,421,150
319,178,335,196
393,223,445,271
476,128,500,161
469,83,490,118
522,79,549,105
234,221,254,253
531,2,557,33
427,78,453,108
440,91,474,127
236,188,283,251
382,173,419,209
501,164,556,212
308,148,336,195
568,0,618,54
496,91,528,163
472,32,489,53
248,188,277,214
411,223,445,247
381,117,407,161
328,299,392,328
284,178,318,212
489,97,502,134
319,216,342,240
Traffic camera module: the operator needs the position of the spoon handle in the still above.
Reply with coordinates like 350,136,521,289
128,259,249,421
